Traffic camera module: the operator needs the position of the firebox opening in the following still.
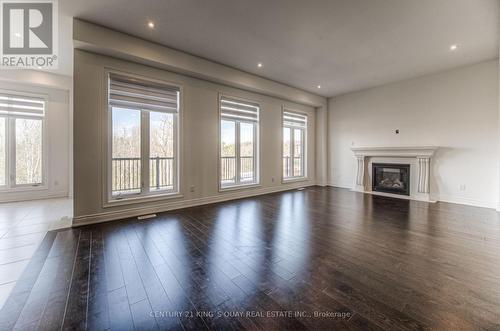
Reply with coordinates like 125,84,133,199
372,163,410,196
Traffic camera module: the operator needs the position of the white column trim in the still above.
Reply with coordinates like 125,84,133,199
354,155,365,192
417,156,430,194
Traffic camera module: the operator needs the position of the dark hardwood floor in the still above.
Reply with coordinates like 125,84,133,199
1,187,499,330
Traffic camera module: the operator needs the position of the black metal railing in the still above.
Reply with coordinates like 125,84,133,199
240,156,254,181
112,157,174,195
221,156,254,182
112,155,302,193
283,156,303,178
112,157,141,194
149,157,174,190
221,156,236,182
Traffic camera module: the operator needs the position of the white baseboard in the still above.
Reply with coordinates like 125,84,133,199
438,194,496,210
327,183,496,210
327,181,351,189
72,182,315,227
315,180,328,187
0,190,69,203
73,183,498,227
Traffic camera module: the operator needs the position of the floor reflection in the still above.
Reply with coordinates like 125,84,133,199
3,187,500,330
271,191,311,284
205,201,266,309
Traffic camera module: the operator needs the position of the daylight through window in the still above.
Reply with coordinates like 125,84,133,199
220,96,259,188
0,92,45,189
283,110,306,179
108,74,179,199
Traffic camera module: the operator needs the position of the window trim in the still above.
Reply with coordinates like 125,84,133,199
0,89,49,193
218,93,260,191
282,107,307,183
102,69,183,207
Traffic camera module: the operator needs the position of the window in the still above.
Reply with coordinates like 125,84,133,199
220,96,259,188
108,74,179,200
0,92,45,190
283,110,306,180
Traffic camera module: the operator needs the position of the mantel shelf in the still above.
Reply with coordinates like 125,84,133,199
351,146,438,158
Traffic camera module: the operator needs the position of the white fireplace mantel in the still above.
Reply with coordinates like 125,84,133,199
351,146,437,158
351,146,438,201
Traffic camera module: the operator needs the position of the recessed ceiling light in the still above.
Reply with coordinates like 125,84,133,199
147,21,155,29
317,85,321,89
257,62,263,68
450,44,459,51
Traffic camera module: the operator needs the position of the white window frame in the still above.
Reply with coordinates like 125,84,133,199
282,108,307,182
104,71,182,206
0,90,48,193
218,94,260,191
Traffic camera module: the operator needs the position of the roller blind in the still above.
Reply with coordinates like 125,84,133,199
283,110,307,128
109,74,179,113
220,96,259,122
0,93,45,117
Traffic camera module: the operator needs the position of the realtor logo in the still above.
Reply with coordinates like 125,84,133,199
0,0,58,69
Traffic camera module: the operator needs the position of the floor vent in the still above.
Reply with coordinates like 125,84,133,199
138,214,157,220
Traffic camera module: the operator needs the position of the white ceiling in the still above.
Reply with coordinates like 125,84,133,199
60,0,499,97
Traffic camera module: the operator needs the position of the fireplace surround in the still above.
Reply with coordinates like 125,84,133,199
372,163,410,196
350,146,438,202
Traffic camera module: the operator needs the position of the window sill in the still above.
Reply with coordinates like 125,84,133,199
282,177,309,184
104,191,183,208
219,183,261,192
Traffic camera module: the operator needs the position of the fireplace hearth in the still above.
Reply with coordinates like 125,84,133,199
372,163,410,196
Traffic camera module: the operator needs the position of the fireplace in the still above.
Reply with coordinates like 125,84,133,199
372,163,410,196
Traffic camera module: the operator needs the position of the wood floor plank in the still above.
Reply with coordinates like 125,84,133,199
126,224,183,330
1,187,500,330
62,229,91,330
0,231,57,330
86,227,111,331
26,230,80,330
107,286,134,331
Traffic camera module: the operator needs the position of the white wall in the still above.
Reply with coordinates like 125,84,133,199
328,60,499,208
0,71,72,202
73,50,319,225
497,34,500,211
72,19,328,225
